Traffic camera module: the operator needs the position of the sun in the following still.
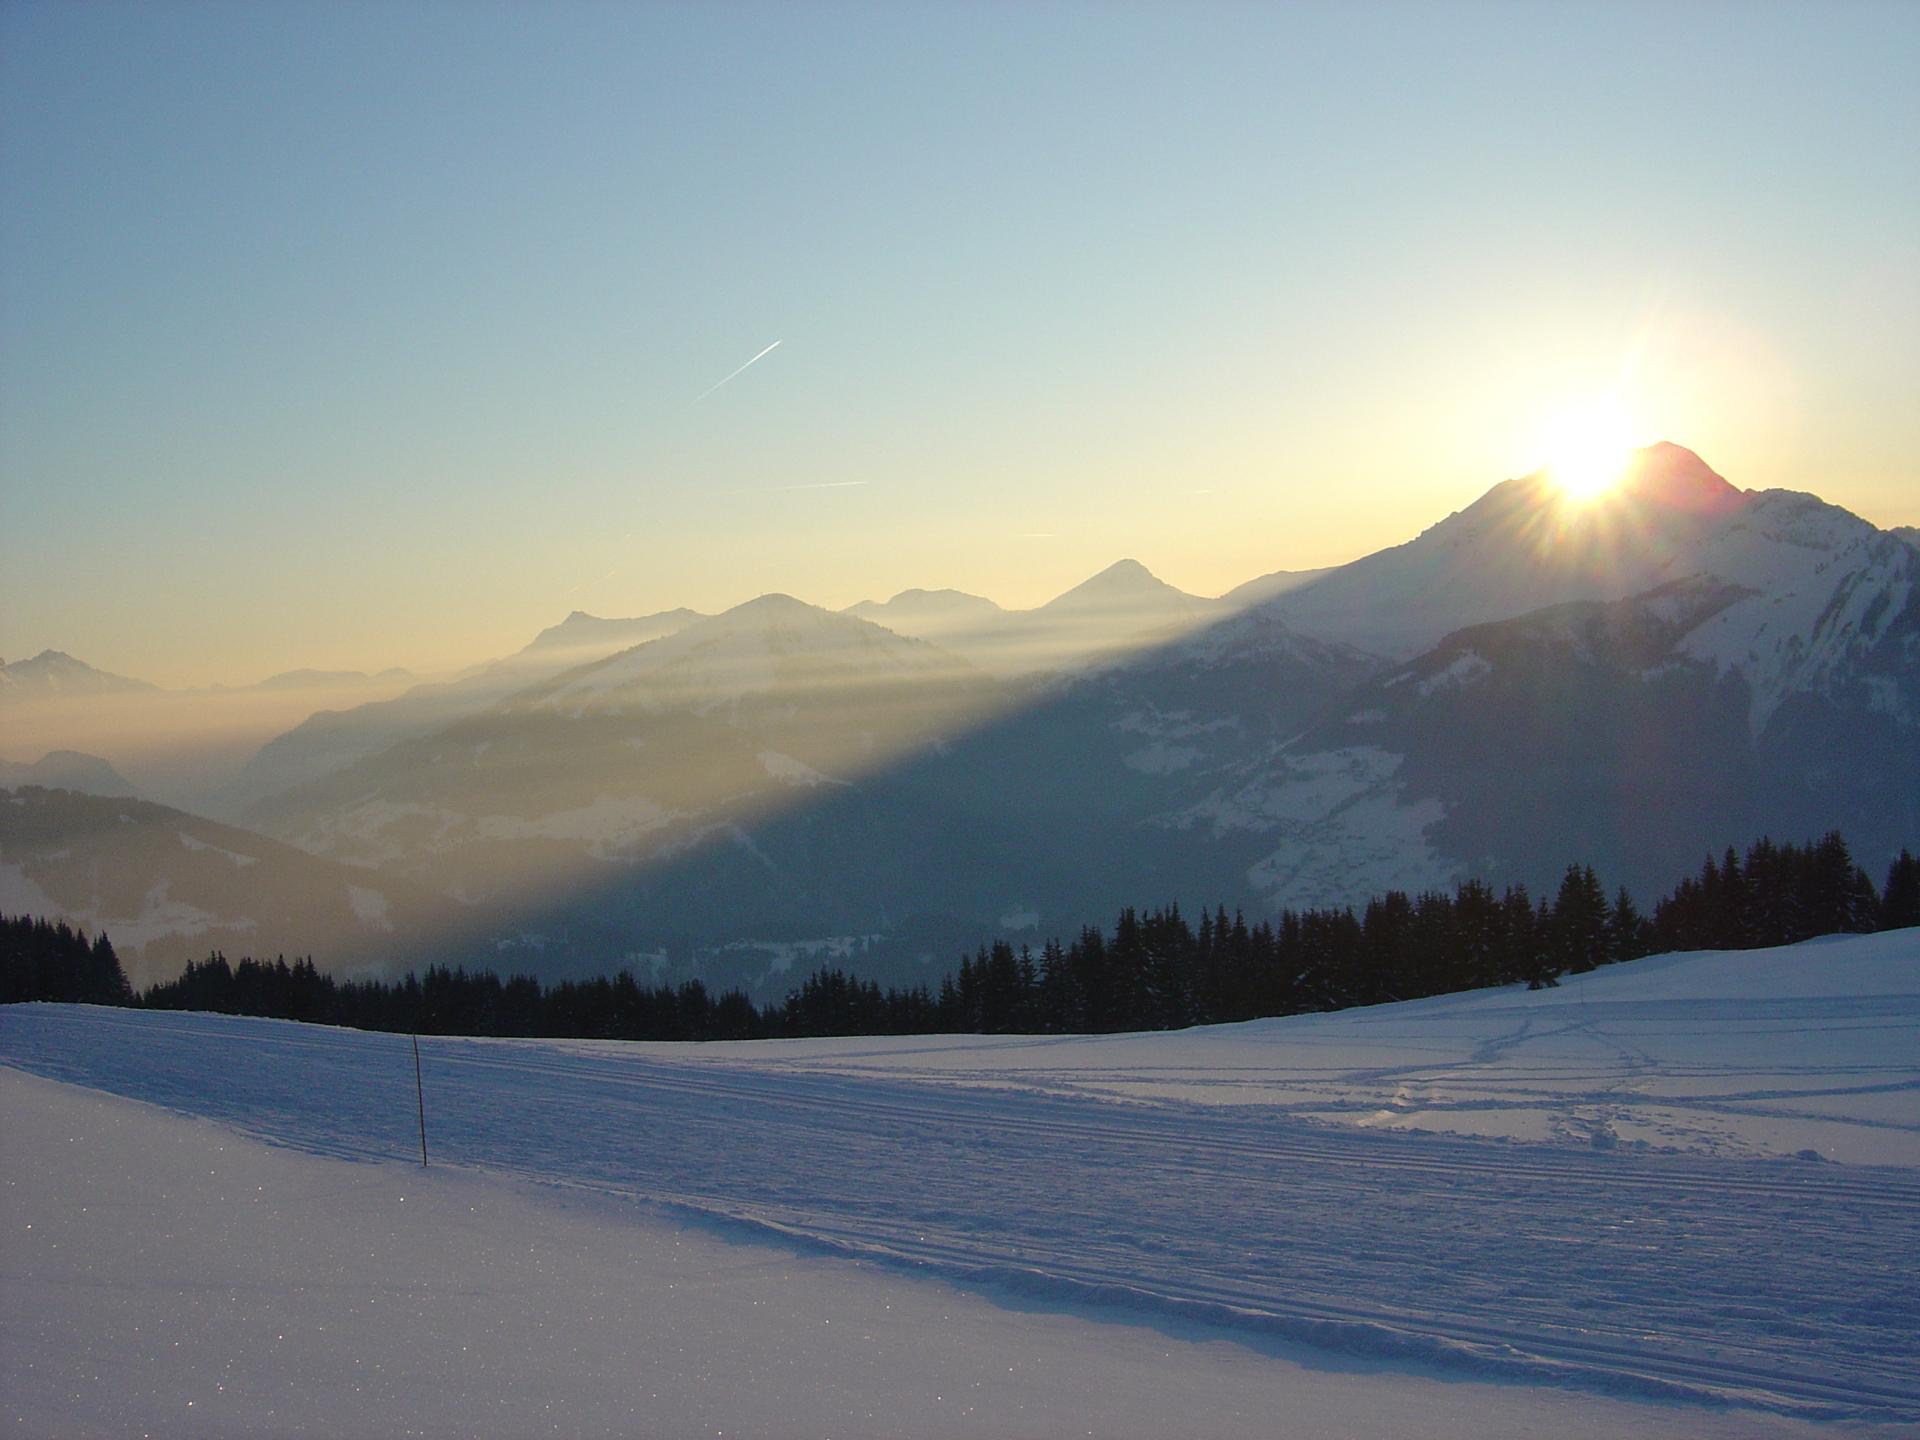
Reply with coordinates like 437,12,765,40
1537,400,1638,504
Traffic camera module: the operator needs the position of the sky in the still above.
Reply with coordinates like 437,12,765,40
2,0,1916,688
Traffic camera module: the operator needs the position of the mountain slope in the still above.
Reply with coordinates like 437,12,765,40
0,787,465,986
1151,444,1920,910
0,751,142,799
520,607,704,658
524,593,982,722
248,598,1010,980
250,584,1395,987
1189,553,1919,909
1666,487,1920,733
1217,565,1336,608
234,608,705,813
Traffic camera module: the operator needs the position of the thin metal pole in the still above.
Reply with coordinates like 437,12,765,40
412,1032,428,1167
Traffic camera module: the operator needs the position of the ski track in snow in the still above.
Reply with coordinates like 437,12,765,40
4,966,1918,1425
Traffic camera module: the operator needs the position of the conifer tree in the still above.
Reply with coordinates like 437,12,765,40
1552,864,1610,973
1805,832,1879,935
1605,886,1650,963
1883,849,1920,931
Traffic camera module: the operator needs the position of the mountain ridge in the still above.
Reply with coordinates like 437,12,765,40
11,441,1916,992
1260,443,1765,659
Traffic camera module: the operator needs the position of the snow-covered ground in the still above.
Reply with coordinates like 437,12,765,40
4,931,1917,1437
671,932,1920,1166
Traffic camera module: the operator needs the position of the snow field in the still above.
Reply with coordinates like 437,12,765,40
8,1070,1838,1440
655,931,1920,1166
3,930,1917,1433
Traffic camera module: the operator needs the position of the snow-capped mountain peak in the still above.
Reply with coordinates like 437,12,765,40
1670,490,1917,733
1258,443,1848,660
0,651,158,696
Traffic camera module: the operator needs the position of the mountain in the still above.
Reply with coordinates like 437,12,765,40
521,593,982,718
843,589,1006,652
846,588,1002,621
737,448,1916,933
1179,498,1920,911
239,587,1388,989
245,597,1011,984
232,609,706,814
27,444,1913,995
0,651,157,696
799,605,1387,942
0,751,142,799
1037,557,1204,619
520,608,705,659
1019,560,1219,665
0,787,466,987
1262,443,1749,659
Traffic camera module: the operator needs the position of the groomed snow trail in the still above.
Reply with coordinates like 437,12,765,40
3,1068,1841,1440
4,964,1917,1424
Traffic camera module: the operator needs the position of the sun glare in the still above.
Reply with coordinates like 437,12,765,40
1538,401,1638,505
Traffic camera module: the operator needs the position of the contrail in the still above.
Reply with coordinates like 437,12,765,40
694,340,782,402
777,480,868,492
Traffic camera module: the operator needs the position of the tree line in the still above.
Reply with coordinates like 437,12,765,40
921,832,1917,1035
0,914,133,1007
4,833,1916,1040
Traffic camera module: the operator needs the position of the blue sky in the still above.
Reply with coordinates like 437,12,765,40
3,0,1915,684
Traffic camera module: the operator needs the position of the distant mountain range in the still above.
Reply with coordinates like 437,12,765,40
228,607,710,811
0,650,414,697
520,608,705,658
843,558,1222,674
4,443,1914,991
244,595,1006,979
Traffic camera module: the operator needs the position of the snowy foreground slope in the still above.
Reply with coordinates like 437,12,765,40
673,930,1920,1166
4,934,1918,1437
